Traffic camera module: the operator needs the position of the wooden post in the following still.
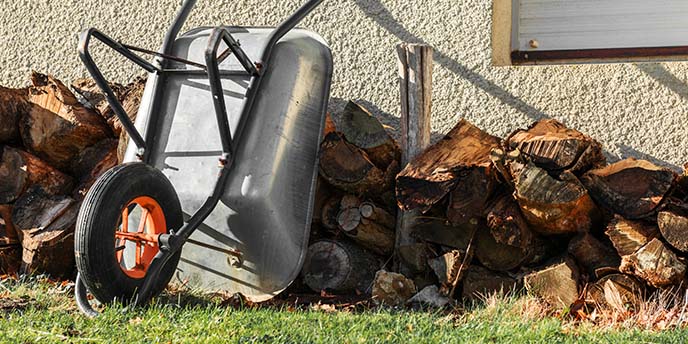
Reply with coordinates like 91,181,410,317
395,43,433,275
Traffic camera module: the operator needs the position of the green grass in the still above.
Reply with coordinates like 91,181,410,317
1,277,687,343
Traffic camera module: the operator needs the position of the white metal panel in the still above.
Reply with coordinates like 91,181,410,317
516,0,688,51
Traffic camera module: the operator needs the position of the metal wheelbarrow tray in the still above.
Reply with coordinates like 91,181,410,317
74,0,331,315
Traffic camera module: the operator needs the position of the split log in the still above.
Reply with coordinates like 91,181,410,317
372,270,417,306
447,167,497,225
581,158,676,219
485,193,533,249
428,249,472,289
72,76,145,136
462,266,519,301
339,101,400,169
619,238,686,288
567,233,620,277
311,177,334,225
506,119,605,175
321,194,343,231
21,72,111,170
396,119,501,213
12,186,78,278
605,215,659,257
411,217,475,250
337,198,395,256
324,112,337,136
113,77,145,136
301,239,380,293
71,77,126,119
588,274,644,309
0,146,73,203
0,245,21,275
71,139,119,201
319,132,387,197
657,205,688,252
513,163,598,234
475,222,532,271
0,87,30,143
397,243,429,274
524,257,580,307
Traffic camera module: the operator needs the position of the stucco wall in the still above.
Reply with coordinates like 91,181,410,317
1,0,687,169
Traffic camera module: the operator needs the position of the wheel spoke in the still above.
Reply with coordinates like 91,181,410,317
121,206,129,233
137,208,149,233
135,242,142,267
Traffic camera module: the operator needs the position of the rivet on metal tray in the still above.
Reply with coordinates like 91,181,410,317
529,39,539,49
228,255,243,268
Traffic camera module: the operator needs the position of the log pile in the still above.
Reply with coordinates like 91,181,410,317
1,69,686,312
304,112,688,310
0,72,144,278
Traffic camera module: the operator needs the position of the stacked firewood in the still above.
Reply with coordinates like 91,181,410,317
304,106,688,309
301,101,401,294
0,72,143,278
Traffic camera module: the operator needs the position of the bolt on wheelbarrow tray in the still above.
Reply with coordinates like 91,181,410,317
124,27,332,301
74,0,332,314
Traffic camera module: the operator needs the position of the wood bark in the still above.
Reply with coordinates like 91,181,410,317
567,233,620,277
319,132,387,197
462,265,519,301
21,72,111,170
339,101,400,169
588,274,644,309
619,238,686,288
485,193,533,249
301,239,380,294
0,86,30,143
12,186,78,278
582,158,676,219
605,215,659,257
506,119,605,175
337,198,395,256
396,119,501,213
523,257,580,307
657,205,688,252
513,163,598,234
0,146,73,203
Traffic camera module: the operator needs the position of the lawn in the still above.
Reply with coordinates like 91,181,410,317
0,277,686,343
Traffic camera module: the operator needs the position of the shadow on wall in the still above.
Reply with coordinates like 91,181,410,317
336,0,681,170
352,0,550,123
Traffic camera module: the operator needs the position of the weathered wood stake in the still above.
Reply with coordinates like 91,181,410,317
395,43,433,276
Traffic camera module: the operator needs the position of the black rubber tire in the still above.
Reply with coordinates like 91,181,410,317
75,162,183,305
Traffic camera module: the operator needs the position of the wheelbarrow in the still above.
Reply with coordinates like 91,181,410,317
73,0,331,316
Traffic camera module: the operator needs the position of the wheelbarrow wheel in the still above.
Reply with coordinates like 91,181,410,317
75,162,183,305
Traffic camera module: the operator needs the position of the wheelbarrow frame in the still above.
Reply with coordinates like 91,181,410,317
75,0,325,311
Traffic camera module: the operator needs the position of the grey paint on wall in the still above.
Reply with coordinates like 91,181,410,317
0,0,686,169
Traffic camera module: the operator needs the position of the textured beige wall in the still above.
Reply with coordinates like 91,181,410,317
1,0,687,169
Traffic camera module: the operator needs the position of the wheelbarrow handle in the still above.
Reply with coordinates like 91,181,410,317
265,0,326,57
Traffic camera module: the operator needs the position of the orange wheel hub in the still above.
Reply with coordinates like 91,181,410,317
115,196,166,278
